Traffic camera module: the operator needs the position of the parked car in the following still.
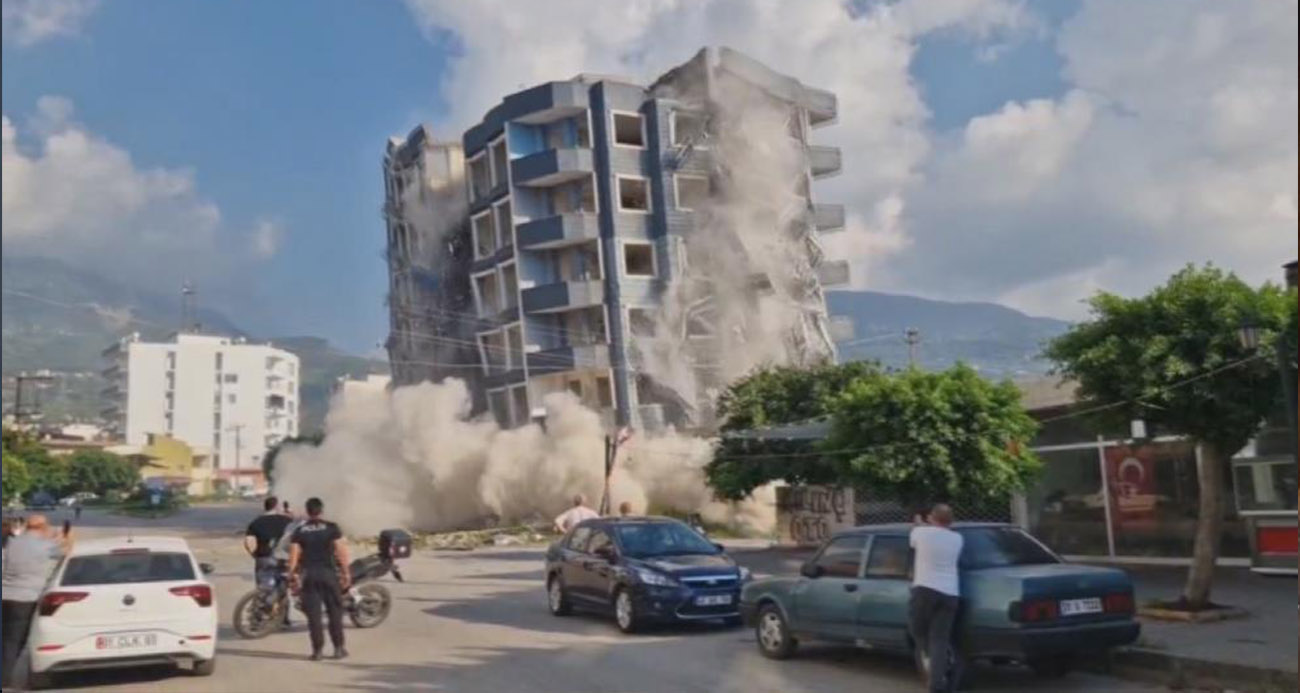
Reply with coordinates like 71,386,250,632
26,491,57,510
740,523,1140,687
59,492,98,507
27,536,218,689
545,516,751,633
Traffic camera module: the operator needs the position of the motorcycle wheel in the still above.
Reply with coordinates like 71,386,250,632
233,589,286,639
349,583,392,628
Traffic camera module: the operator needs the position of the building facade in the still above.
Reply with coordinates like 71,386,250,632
102,332,299,488
387,47,845,433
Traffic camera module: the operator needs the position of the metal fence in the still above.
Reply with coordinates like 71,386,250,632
853,491,1012,526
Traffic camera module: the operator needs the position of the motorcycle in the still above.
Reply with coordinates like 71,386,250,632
233,529,410,639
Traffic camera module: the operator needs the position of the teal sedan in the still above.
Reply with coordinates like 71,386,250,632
739,523,1139,686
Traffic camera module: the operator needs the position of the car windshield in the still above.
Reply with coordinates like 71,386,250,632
958,527,1059,569
614,522,718,558
61,551,195,586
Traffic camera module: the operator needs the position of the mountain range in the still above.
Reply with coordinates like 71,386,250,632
1,255,1071,432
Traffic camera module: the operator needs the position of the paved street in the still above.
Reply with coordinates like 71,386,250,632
33,505,1165,692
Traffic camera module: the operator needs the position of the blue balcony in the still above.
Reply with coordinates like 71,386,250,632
812,203,845,232
808,145,842,179
511,148,594,187
527,343,611,376
516,213,601,250
521,280,604,314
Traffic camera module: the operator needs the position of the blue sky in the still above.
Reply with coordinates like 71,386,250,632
3,0,1294,353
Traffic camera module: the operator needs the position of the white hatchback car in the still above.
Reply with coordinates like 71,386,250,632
27,536,218,689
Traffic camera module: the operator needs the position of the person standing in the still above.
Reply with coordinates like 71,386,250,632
288,497,350,661
553,494,599,534
909,503,964,693
245,496,293,591
2,515,68,689
73,500,82,521
617,501,633,517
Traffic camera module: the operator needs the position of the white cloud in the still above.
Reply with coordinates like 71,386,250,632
1,0,99,47
2,96,275,293
404,0,1036,296
249,218,284,259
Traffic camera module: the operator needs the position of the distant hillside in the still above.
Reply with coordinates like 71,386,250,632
1,256,384,432
826,290,1071,378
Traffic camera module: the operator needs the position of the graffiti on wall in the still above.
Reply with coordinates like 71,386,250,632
776,485,855,546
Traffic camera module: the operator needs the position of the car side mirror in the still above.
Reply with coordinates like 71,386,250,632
199,562,215,576
800,562,824,579
593,545,617,562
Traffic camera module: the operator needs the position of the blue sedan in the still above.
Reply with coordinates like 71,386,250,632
739,523,1140,687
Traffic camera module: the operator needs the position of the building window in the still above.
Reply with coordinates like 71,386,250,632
469,154,491,200
488,390,510,428
490,138,508,187
628,308,657,337
612,112,646,147
473,212,496,258
165,372,175,391
511,386,529,427
166,351,176,370
505,325,524,369
495,201,513,249
674,175,710,211
595,376,613,408
622,242,655,277
474,273,500,317
228,394,237,404
215,352,223,369
214,413,222,430
617,176,650,212
567,380,583,398
224,374,238,384
672,111,706,147
786,110,803,141
501,264,519,309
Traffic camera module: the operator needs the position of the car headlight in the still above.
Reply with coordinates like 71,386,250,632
634,568,679,587
738,566,752,582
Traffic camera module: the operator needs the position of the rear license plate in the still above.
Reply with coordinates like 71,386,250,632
95,633,158,650
695,594,733,607
1059,598,1103,616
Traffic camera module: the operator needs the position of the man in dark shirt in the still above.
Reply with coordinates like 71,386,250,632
245,496,294,624
289,497,351,661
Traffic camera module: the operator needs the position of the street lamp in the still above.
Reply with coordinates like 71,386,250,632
1238,321,1262,351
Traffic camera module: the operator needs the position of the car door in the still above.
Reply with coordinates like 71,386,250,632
856,533,913,650
578,528,618,604
561,526,594,602
790,535,868,641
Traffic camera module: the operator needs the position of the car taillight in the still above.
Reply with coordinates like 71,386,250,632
1103,592,1134,614
39,591,88,616
1009,599,1058,623
169,584,213,607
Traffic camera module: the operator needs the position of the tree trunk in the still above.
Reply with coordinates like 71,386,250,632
1182,442,1224,608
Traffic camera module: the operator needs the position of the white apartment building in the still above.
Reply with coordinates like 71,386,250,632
102,332,299,488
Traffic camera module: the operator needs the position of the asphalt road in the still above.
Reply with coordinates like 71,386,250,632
29,505,1165,692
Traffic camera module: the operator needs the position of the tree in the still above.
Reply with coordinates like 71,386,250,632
262,433,324,483
1045,264,1295,609
708,362,881,500
3,427,66,496
65,450,139,497
2,452,32,502
824,364,1041,507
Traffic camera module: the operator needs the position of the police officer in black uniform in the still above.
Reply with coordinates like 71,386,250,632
287,497,351,660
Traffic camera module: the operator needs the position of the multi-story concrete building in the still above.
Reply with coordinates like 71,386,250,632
385,47,845,432
101,332,299,489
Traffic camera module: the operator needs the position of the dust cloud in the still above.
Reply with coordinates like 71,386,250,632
272,379,775,536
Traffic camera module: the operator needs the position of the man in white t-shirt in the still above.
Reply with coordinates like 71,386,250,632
553,494,599,534
909,503,964,693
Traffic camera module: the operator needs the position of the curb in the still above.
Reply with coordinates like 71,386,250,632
1080,647,1298,692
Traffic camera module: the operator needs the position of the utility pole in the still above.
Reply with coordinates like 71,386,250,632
904,328,921,368
181,281,199,333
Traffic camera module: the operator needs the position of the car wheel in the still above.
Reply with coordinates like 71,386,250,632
547,575,572,616
613,588,640,634
915,641,970,691
755,604,797,659
1029,654,1073,678
192,658,216,677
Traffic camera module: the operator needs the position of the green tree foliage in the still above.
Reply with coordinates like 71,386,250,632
707,362,1041,505
262,433,324,482
2,427,66,496
65,450,139,497
1045,264,1296,608
708,363,881,500
824,364,1040,507
2,452,32,502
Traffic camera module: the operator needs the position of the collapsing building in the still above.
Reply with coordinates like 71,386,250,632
383,47,847,433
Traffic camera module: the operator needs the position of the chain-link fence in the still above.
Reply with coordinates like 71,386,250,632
853,491,1012,526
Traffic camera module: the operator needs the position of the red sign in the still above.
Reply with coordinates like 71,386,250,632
1257,526,1299,555
1105,446,1158,525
